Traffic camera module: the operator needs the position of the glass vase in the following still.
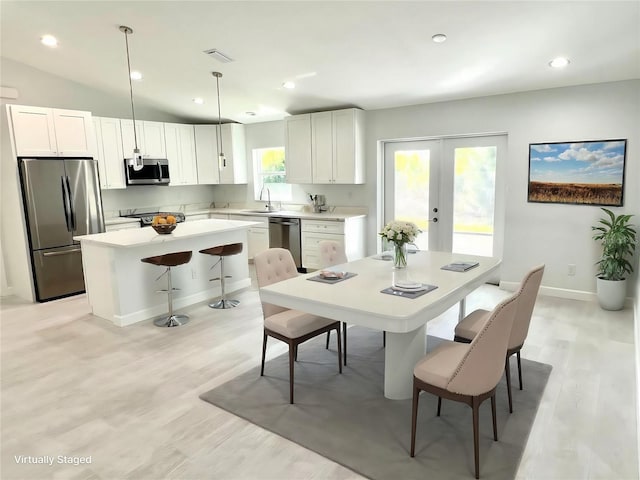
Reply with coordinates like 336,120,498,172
393,243,407,269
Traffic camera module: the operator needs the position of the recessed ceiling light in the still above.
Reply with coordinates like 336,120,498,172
245,111,256,116
549,57,570,68
432,33,447,43
193,97,204,105
130,71,143,81
40,34,58,47
282,81,296,89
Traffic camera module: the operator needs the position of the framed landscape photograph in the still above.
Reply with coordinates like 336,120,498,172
528,139,627,206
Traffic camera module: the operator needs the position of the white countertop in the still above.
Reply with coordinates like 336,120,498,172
197,208,365,221
75,219,258,248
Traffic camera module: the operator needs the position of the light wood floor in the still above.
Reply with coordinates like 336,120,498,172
1,272,637,480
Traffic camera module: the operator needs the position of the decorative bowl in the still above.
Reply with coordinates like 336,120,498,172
152,224,177,235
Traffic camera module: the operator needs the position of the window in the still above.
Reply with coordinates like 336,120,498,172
253,147,291,201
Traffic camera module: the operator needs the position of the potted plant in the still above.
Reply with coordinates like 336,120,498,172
591,208,636,310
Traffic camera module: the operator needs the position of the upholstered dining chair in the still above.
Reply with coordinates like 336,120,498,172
254,248,342,404
319,240,348,268
318,240,350,365
454,264,545,413
410,292,519,479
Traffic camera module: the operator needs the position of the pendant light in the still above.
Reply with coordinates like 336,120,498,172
212,71,226,168
119,25,142,168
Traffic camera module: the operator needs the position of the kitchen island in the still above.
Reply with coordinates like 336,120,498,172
74,219,257,326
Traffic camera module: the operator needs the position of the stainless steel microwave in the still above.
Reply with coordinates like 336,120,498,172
125,158,170,185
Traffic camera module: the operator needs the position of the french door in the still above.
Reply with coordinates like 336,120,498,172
383,135,506,258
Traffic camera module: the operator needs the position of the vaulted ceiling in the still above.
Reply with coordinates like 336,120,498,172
1,1,638,123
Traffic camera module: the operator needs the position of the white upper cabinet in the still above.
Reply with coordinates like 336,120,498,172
194,125,220,184
92,117,126,189
51,109,94,157
120,119,145,158
311,108,364,184
194,123,247,185
141,121,166,158
219,123,247,185
165,123,198,186
120,119,166,159
284,114,312,184
311,111,333,183
9,105,94,157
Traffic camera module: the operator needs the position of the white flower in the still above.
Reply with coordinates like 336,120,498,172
379,219,421,245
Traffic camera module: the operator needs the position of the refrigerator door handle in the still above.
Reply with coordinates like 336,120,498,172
43,248,82,257
65,175,76,231
61,176,72,232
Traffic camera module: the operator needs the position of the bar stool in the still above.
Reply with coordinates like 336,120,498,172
199,242,243,309
141,250,193,327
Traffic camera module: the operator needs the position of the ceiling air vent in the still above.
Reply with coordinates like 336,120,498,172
204,49,234,63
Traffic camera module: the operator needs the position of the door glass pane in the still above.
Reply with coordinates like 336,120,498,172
452,146,496,256
393,150,430,250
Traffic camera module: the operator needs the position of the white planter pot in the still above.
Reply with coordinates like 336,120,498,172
596,277,627,311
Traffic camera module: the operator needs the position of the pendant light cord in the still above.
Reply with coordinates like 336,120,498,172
215,73,224,158
123,28,139,151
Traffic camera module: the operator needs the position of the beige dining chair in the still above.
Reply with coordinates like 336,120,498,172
319,240,348,268
454,264,544,413
255,248,342,404
318,240,350,365
410,292,519,479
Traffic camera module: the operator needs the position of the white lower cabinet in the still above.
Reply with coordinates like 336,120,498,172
228,215,269,260
301,217,366,270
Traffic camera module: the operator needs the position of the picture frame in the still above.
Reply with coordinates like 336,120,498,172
527,139,627,206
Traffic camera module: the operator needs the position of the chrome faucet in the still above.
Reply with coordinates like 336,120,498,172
259,186,275,211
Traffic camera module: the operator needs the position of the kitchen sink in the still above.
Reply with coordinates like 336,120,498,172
242,209,279,214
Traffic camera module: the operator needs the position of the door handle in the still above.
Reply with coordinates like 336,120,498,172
65,175,76,231
43,248,82,257
61,176,71,232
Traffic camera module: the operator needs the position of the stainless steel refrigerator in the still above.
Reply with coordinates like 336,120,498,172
18,157,105,302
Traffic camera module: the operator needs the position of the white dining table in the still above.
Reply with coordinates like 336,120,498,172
259,250,501,400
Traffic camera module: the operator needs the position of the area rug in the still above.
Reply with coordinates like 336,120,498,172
200,327,552,479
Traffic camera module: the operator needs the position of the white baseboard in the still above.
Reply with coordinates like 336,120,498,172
0,286,15,298
499,281,598,302
108,278,251,327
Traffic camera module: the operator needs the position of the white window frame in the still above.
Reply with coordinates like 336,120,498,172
252,147,292,201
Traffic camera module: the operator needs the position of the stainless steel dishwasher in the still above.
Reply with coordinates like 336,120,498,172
268,217,302,269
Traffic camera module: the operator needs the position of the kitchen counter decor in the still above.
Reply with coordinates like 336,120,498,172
379,220,421,269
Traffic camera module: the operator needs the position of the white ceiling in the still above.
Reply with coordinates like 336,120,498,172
1,1,639,124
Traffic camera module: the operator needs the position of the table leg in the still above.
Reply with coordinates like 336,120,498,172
458,297,466,322
384,324,427,400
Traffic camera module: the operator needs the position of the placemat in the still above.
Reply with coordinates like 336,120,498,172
307,272,358,284
380,284,438,298
441,261,480,272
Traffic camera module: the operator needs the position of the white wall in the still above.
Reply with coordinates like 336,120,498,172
365,80,639,295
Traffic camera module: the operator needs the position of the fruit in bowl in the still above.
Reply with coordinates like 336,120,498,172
151,215,177,234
